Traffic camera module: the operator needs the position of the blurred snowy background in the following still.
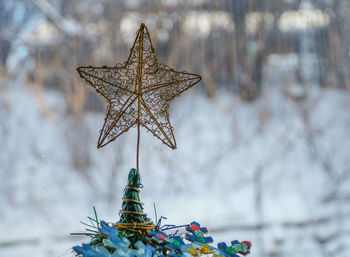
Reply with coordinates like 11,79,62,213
0,0,349,257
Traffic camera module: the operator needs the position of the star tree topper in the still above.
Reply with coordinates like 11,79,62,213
77,23,201,153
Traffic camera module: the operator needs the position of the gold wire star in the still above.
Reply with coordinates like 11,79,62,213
77,23,201,167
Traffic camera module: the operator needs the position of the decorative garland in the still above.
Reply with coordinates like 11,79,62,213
72,169,251,257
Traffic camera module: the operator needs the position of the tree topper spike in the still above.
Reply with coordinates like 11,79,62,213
77,23,201,166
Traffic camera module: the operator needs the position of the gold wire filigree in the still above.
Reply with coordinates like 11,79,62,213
77,23,201,167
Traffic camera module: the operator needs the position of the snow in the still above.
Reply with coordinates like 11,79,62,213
0,68,349,256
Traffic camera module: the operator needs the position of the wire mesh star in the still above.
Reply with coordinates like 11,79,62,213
77,23,201,152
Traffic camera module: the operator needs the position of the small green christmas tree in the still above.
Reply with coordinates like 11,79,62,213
115,168,155,244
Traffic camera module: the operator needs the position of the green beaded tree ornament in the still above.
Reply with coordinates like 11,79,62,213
115,168,155,244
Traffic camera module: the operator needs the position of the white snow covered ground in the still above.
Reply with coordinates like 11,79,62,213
0,57,349,257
